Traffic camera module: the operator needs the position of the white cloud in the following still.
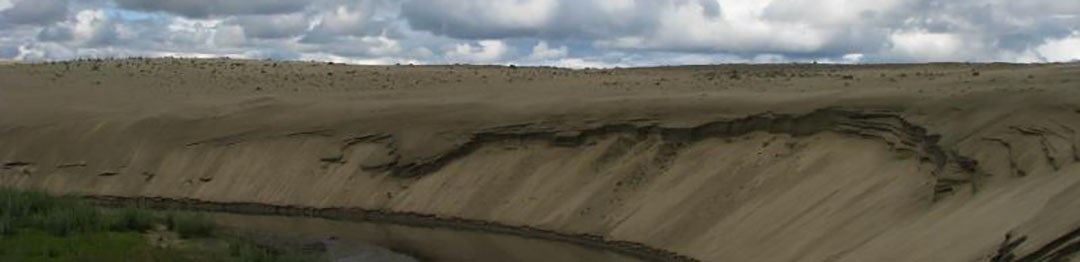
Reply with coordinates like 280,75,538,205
842,53,865,63
528,41,567,60
752,54,786,63
71,9,115,46
548,57,620,69
317,5,369,34
596,0,829,54
445,40,508,63
298,52,421,65
213,24,246,47
146,51,223,59
358,35,401,56
14,44,44,60
165,16,221,46
0,0,1077,65
1035,31,1080,62
886,30,966,62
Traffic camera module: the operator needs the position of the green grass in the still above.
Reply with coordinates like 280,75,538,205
165,212,216,238
110,207,156,232
0,230,320,262
0,187,324,261
0,230,183,261
0,188,110,236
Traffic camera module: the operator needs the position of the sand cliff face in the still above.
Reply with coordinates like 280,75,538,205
2,60,1080,261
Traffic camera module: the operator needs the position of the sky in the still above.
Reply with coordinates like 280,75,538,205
0,0,1078,67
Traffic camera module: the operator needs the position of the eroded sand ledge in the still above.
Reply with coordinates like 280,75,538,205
2,59,1080,261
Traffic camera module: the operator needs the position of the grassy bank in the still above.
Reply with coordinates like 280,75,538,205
0,188,322,261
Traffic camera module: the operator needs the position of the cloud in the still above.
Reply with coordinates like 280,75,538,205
0,0,1076,65
626,1,832,54
300,3,392,43
296,35,404,57
528,41,567,60
231,13,308,39
885,30,965,62
445,40,508,63
400,0,865,56
212,24,245,47
402,0,560,39
1036,31,1080,62
113,0,312,18
37,25,73,42
71,9,119,46
0,0,68,25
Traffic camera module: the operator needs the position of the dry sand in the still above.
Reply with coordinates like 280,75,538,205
2,58,1080,261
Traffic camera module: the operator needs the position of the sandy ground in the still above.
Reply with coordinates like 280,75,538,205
2,59,1080,261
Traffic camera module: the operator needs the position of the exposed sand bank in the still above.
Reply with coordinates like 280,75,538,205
2,59,1079,261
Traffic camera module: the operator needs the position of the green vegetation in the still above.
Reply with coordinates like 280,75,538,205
0,188,323,261
165,212,216,238
1,189,102,236
111,207,156,233
0,230,180,261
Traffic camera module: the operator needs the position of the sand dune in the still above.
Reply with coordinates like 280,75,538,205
2,59,1080,261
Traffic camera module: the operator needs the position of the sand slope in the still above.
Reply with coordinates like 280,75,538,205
2,59,1080,261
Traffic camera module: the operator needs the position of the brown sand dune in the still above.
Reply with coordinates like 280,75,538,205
2,59,1080,261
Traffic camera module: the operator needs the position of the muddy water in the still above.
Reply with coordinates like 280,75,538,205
208,212,648,262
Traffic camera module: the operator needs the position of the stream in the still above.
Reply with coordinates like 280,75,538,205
207,212,649,262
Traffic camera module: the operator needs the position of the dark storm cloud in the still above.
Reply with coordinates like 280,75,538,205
231,14,309,39
36,25,72,42
0,46,17,58
400,0,658,39
933,2,1078,51
113,0,313,18
399,0,725,40
0,0,68,25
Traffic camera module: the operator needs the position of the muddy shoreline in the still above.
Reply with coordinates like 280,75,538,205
87,195,697,262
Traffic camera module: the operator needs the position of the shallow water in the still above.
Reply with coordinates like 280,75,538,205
207,213,647,262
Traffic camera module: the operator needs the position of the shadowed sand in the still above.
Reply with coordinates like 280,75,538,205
2,59,1080,261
